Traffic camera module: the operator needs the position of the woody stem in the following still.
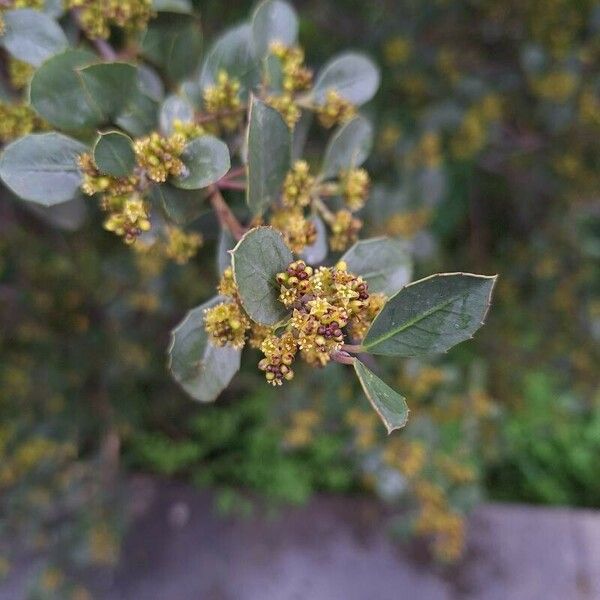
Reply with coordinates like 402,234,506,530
341,344,365,354
208,186,246,241
331,350,354,365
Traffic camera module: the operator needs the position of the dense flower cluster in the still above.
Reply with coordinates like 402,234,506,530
317,89,357,128
267,42,313,127
202,71,244,133
163,226,203,265
66,0,153,39
133,132,186,183
0,102,47,144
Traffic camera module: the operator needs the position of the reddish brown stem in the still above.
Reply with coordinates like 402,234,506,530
196,106,246,124
218,180,246,191
331,351,354,365
208,187,246,241
341,344,365,354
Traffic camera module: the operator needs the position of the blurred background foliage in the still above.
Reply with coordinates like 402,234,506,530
1,0,599,596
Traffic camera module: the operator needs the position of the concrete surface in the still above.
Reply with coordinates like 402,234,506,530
2,476,599,599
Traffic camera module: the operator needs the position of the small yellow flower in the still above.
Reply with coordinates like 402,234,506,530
282,160,315,208
164,226,203,264
204,301,250,349
270,208,317,253
329,209,362,251
203,70,243,132
317,89,356,128
134,132,186,183
340,168,370,211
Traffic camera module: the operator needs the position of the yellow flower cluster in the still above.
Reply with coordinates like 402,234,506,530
340,168,370,211
282,160,314,208
383,438,427,478
102,193,151,244
163,226,203,265
204,267,268,350
203,70,244,133
133,132,186,183
0,102,47,144
172,118,205,141
204,300,250,349
317,89,356,128
267,42,313,127
8,58,34,90
77,153,150,244
413,480,466,562
66,0,153,40
329,209,362,251
269,208,317,253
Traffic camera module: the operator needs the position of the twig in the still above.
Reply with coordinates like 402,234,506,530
196,106,246,125
331,350,354,365
218,180,246,191
208,186,246,240
341,344,364,354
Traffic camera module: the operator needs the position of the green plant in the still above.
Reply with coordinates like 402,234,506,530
0,0,495,435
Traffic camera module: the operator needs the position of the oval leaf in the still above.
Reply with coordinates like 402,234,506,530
251,0,298,58
199,24,260,97
150,183,208,225
159,94,195,134
341,237,413,296
141,12,202,82
92,131,135,177
174,135,230,190
0,132,85,205
313,52,380,106
321,115,373,179
217,226,235,275
77,62,138,119
353,359,409,434
30,49,99,130
300,215,327,264
169,296,241,403
1,9,68,66
246,96,291,216
363,273,497,356
231,226,292,325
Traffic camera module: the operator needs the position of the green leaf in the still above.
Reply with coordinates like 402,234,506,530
313,52,380,106
199,24,260,98
251,0,298,58
30,51,138,131
246,96,291,216
353,359,409,434
341,237,412,296
30,49,98,131
321,116,373,179
231,226,292,325
363,273,497,356
168,296,241,403
1,9,68,66
174,135,230,190
77,62,138,119
152,0,192,13
0,132,85,206
159,94,195,134
115,67,162,137
150,184,208,225
92,131,135,177
217,226,235,275
141,12,202,82
300,215,327,264
25,197,87,231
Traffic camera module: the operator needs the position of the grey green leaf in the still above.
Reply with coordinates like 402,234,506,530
363,273,497,356
174,135,231,190
321,115,373,179
231,226,293,325
1,9,68,67
353,359,409,434
313,52,380,106
251,0,298,58
246,96,291,216
92,131,135,177
168,296,241,403
0,132,85,206
341,236,412,296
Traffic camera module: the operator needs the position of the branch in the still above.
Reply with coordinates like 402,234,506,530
341,344,365,354
208,186,246,241
218,180,246,191
331,350,354,365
